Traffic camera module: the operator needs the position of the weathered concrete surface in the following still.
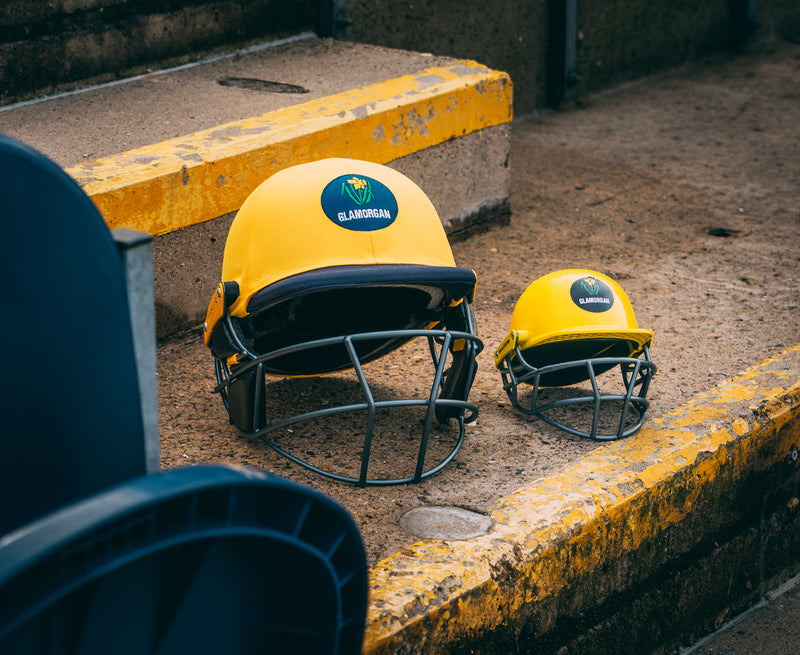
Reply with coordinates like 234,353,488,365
348,0,800,113
4,1,800,114
0,0,315,105
364,346,800,654
689,573,800,654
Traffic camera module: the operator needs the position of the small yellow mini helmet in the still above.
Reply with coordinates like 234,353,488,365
204,158,483,485
495,269,656,440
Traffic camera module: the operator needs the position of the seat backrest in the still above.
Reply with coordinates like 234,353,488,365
0,134,147,535
0,465,368,655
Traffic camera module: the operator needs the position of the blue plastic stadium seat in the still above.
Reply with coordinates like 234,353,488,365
0,465,367,654
0,134,367,654
0,134,147,535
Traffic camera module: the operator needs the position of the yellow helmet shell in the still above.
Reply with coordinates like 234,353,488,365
221,158,457,319
494,269,653,369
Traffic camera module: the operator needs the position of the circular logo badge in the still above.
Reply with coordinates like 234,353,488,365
320,174,398,231
569,275,615,313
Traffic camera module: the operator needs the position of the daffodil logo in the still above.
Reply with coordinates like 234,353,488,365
321,173,398,231
570,274,615,313
580,276,600,296
343,177,374,205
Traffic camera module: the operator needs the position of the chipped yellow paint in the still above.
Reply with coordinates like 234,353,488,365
664,355,800,428
363,344,800,653
709,384,757,403
63,60,512,236
732,417,749,436
667,403,731,427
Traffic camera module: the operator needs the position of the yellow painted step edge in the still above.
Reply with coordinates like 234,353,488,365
65,60,513,236
363,344,800,652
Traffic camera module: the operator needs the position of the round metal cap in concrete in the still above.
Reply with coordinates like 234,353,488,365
398,506,493,540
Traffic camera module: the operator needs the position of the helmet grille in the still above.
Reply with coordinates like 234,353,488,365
517,338,639,387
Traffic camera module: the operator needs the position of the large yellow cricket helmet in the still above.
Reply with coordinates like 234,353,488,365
204,158,483,485
494,269,656,440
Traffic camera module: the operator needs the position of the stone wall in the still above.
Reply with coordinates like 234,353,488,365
0,0,314,104
3,0,799,113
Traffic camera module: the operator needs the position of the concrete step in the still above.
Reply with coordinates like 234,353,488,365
364,346,800,653
0,35,512,338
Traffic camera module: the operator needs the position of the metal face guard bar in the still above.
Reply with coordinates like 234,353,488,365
499,344,656,440
213,328,483,486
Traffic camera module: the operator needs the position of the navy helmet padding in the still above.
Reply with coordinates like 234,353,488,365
517,339,637,387
239,264,477,376
247,264,476,314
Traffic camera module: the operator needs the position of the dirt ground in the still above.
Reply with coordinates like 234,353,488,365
157,38,800,567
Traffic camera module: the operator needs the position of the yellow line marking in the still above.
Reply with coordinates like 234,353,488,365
65,60,512,235
363,344,800,652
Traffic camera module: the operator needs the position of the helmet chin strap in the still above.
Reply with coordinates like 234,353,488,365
435,301,481,423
